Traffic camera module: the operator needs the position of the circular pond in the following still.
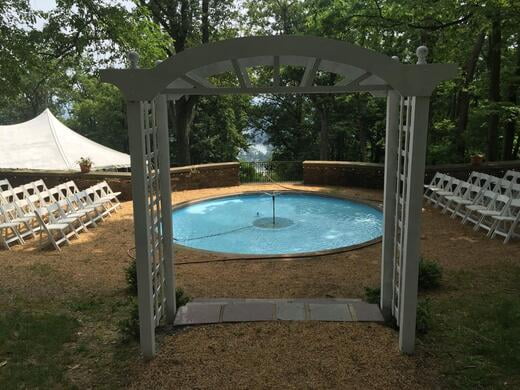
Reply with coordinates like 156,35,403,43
172,192,383,255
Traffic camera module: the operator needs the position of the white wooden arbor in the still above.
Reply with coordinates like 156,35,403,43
100,35,456,358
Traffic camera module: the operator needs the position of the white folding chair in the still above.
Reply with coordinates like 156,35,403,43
62,195,99,229
505,183,520,199
466,171,482,186
0,207,26,249
503,170,520,185
13,198,41,233
424,173,452,205
462,190,498,225
490,199,520,244
0,179,12,192
0,187,24,207
54,199,89,234
72,190,106,221
433,178,461,208
0,190,11,205
424,172,443,201
0,203,36,240
442,182,477,215
485,175,512,195
473,195,511,233
64,180,80,194
38,187,64,206
34,206,76,251
90,181,121,214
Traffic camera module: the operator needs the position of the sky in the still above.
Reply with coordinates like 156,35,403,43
30,0,56,12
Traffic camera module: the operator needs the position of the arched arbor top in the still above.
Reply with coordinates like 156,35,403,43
101,35,457,101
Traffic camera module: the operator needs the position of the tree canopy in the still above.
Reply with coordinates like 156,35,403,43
1,0,519,165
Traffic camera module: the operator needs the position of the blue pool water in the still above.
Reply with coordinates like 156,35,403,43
172,193,382,255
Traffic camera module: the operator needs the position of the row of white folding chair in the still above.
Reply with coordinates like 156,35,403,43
1,178,120,215
0,181,121,250
425,171,519,209
28,188,113,251
425,171,520,243
34,193,102,251
0,179,49,205
463,192,519,243
37,185,124,250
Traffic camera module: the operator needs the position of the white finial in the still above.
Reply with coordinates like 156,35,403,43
391,55,400,62
416,46,428,64
128,51,139,69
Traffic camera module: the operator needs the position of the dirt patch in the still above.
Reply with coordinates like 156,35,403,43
2,183,519,388
131,322,436,390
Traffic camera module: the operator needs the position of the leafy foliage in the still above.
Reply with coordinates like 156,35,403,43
364,286,381,304
1,0,520,164
419,258,443,290
416,298,432,334
121,258,191,341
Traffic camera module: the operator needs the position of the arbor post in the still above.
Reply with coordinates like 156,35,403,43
127,100,156,358
399,95,430,354
380,89,400,318
156,93,176,321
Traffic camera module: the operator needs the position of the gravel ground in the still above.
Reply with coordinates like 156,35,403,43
2,183,518,388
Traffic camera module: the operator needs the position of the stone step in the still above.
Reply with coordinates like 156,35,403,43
174,298,384,326
190,297,363,305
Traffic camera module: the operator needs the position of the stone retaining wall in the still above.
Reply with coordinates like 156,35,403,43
3,160,518,200
169,162,240,191
0,162,240,201
303,160,520,189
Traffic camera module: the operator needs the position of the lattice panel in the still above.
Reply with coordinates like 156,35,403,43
392,96,412,322
141,100,167,327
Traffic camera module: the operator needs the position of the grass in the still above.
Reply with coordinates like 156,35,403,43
0,311,79,388
421,264,520,388
0,293,138,389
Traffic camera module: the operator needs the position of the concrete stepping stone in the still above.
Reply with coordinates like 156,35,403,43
174,298,384,326
349,302,385,322
277,302,305,321
175,303,221,325
308,303,352,321
222,302,275,322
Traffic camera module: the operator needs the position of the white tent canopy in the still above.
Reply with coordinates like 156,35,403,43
0,109,130,171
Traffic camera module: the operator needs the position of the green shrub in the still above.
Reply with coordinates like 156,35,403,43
364,286,381,304
419,258,443,290
121,258,191,341
416,298,432,334
118,299,140,343
118,289,191,342
176,287,191,307
125,258,138,296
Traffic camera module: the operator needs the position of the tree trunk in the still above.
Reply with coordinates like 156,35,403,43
201,0,209,44
318,106,329,160
454,31,486,160
487,15,502,161
357,96,367,161
173,97,198,165
503,37,520,161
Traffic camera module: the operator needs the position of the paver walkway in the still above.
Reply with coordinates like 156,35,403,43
174,298,385,325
